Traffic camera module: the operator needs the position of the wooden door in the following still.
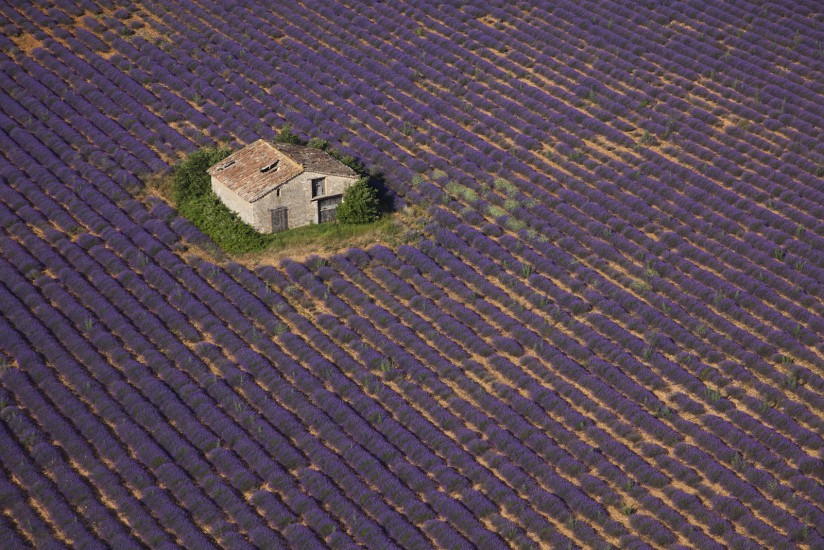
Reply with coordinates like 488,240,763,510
318,197,341,224
271,207,288,232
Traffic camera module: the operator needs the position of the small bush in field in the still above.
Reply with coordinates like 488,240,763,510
172,146,273,254
337,177,381,224
171,146,230,206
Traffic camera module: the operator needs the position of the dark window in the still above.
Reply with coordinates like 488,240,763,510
311,177,325,198
260,160,279,173
216,160,235,171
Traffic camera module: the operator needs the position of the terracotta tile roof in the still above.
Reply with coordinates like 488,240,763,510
207,140,302,202
208,140,359,203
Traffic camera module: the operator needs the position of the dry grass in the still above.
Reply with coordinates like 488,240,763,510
9,33,43,55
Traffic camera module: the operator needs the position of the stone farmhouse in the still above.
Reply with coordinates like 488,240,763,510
207,139,359,233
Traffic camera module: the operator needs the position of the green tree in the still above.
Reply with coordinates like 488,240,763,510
336,177,381,224
171,146,230,206
274,123,302,145
306,137,329,150
170,146,273,254
178,193,272,254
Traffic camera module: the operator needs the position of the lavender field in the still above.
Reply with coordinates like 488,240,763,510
2,0,824,547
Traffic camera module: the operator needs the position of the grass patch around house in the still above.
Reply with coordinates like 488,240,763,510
269,216,396,248
232,205,427,265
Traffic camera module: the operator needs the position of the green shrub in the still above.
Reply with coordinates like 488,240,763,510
336,177,381,224
307,137,329,150
171,146,272,254
179,192,273,254
171,146,230,206
274,123,302,145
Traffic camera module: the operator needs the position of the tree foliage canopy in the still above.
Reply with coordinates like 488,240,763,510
274,123,302,145
171,146,273,254
336,177,381,224
171,146,230,206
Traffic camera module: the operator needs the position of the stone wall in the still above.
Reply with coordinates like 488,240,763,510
213,172,358,233
211,176,260,230
253,172,357,232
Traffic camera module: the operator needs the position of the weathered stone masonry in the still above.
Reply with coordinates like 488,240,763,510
208,140,359,233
